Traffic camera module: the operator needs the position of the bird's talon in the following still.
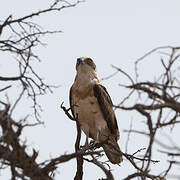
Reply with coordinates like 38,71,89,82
80,145,89,151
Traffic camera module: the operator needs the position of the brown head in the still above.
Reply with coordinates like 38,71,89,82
75,57,98,81
76,57,96,71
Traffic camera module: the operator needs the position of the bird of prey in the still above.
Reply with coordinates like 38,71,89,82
69,57,122,164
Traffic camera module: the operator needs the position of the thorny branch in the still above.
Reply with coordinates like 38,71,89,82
74,120,84,180
60,103,162,180
114,46,180,179
84,155,115,180
0,0,81,121
0,102,101,180
0,1,87,180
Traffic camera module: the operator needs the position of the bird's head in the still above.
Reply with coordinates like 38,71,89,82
76,57,96,73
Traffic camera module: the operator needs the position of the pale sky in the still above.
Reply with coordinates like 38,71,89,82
1,0,180,179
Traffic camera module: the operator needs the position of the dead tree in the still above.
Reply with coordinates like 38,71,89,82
1,1,179,179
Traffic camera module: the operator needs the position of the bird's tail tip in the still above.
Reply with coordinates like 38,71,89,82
102,141,123,164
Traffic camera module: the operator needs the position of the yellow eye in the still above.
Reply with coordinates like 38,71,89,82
87,59,92,64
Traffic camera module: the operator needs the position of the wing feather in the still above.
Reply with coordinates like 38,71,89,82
93,84,119,141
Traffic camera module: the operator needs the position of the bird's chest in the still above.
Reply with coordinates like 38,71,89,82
73,94,106,139
74,95,100,120
71,78,107,139
72,80,96,116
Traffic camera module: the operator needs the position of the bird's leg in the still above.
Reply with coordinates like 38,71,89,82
90,140,101,149
80,136,89,151
90,131,101,149
85,135,89,147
